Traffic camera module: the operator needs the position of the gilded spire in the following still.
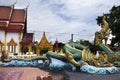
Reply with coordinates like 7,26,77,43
39,32,49,46
37,32,52,50
36,32,53,55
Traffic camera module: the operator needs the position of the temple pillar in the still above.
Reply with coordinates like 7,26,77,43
14,45,16,53
36,46,40,56
28,44,32,53
18,33,21,53
8,45,10,52
4,32,7,51
0,45,2,52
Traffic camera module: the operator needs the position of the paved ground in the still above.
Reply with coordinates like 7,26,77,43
1,62,120,80
65,70,120,80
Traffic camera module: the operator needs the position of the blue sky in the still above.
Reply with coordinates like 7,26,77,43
0,0,120,43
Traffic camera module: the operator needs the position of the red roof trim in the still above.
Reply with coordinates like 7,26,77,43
10,22,24,24
6,29,23,32
20,33,33,44
0,27,7,30
0,28,23,32
20,42,32,45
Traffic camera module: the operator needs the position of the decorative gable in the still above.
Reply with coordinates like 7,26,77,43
7,38,17,46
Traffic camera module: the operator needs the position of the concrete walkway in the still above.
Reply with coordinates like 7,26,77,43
65,70,120,80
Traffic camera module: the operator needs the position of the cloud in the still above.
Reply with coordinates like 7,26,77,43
0,0,120,43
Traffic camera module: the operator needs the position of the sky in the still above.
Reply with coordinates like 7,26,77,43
0,0,120,43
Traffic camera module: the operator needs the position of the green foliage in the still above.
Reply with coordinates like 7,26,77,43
78,40,92,46
58,43,65,49
23,47,29,54
53,42,65,51
32,45,36,54
96,5,120,46
14,53,18,56
40,47,48,54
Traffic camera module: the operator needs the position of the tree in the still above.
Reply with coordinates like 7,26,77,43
53,42,65,52
40,47,48,55
96,5,120,46
32,45,36,54
23,46,29,54
77,39,92,46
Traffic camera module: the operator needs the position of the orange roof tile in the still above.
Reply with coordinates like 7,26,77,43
10,9,26,23
0,21,8,30
0,6,12,20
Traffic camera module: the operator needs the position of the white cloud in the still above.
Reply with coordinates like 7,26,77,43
0,0,120,43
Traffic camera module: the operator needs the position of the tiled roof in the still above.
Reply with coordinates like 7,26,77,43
0,5,26,32
0,5,32,45
6,24,24,32
10,9,26,23
20,33,33,44
0,21,8,30
0,21,8,27
0,6,12,20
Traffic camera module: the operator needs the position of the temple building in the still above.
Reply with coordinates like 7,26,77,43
0,4,33,53
36,32,53,55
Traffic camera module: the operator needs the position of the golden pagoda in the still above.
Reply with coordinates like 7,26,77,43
36,32,53,55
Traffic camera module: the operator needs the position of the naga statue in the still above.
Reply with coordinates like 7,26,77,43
3,16,118,74
94,15,110,46
93,15,116,66
46,15,118,74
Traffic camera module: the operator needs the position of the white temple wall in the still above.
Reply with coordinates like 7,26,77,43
0,30,5,42
6,32,20,53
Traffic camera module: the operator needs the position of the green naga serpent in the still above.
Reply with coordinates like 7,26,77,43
47,15,116,67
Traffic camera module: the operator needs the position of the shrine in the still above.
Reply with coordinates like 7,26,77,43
36,32,53,55
0,4,33,53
